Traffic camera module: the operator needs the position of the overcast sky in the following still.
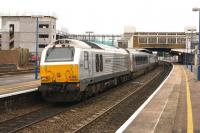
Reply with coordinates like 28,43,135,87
0,0,200,34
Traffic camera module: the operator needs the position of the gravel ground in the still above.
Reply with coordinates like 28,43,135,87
79,66,168,132
0,103,45,123
19,66,163,133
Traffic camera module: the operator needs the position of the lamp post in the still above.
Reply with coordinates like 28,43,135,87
192,7,200,80
35,17,39,80
32,15,43,80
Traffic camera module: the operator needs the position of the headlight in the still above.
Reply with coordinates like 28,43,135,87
41,76,49,81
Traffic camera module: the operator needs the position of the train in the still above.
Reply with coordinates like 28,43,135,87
39,39,158,102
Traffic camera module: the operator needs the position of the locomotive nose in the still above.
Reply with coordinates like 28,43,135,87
57,72,61,78
40,64,79,83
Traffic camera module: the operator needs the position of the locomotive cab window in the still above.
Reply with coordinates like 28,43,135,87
84,51,89,69
45,47,74,62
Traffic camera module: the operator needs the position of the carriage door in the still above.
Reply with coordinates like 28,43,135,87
84,51,90,78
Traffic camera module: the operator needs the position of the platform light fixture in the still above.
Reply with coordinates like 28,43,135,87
192,7,200,80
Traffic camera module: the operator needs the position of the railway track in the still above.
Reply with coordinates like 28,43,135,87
0,104,72,133
0,62,172,133
73,62,172,132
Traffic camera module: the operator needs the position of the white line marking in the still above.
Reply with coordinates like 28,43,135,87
116,64,174,133
0,88,38,99
151,99,168,133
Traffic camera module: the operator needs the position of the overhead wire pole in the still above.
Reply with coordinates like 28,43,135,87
192,7,200,80
32,15,44,80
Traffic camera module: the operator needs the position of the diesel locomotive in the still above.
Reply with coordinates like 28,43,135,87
39,39,157,102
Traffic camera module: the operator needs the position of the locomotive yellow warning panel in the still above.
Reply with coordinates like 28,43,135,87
40,64,79,83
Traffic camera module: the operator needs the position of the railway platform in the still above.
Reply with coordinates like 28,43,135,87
117,64,200,133
0,74,39,97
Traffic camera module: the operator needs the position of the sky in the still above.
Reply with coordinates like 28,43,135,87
0,0,200,34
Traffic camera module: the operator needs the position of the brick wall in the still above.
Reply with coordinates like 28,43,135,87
0,50,19,65
0,48,29,67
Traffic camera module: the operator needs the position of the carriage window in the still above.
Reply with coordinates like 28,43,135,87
100,55,103,71
135,56,148,65
96,54,99,72
84,51,89,69
132,55,135,65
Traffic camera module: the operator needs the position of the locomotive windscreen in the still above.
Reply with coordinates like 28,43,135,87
45,47,74,62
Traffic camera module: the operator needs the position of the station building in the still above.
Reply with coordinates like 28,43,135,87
0,14,57,54
118,26,187,50
118,26,200,76
118,26,198,55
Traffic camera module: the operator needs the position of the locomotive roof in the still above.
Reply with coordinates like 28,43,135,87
82,41,102,49
48,39,91,48
47,39,153,56
93,42,127,53
126,48,153,55
47,39,127,53
48,39,102,49
135,49,153,54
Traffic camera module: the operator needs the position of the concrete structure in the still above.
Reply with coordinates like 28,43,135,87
118,26,136,48
0,15,56,54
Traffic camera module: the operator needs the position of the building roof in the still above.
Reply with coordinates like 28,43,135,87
0,12,57,19
1,15,57,19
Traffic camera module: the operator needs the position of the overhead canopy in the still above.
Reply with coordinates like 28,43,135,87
170,49,195,55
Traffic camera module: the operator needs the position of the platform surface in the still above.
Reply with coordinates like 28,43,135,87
119,64,199,133
0,74,39,95
0,74,36,86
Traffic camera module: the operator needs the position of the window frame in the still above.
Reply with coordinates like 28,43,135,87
135,55,148,65
96,54,100,72
39,44,47,48
45,47,74,62
39,24,49,29
39,34,49,38
100,54,103,71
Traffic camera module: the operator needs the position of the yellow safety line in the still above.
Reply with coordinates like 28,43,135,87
183,69,193,133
